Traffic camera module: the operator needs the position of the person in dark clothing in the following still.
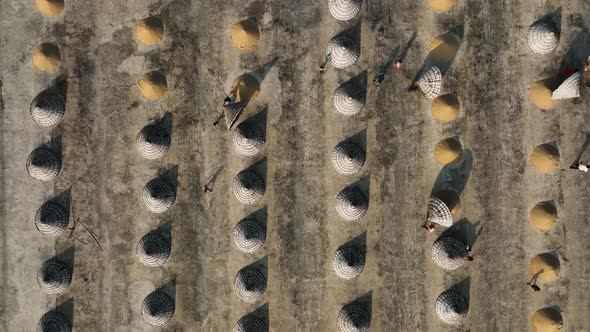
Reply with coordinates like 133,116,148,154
527,269,544,292
212,110,224,126
203,185,213,193
373,72,385,86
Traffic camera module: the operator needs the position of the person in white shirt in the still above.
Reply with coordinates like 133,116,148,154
570,161,589,172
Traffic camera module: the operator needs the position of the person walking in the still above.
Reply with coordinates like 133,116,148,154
527,269,543,292
319,54,331,75
570,161,589,172
373,72,385,86
527,283,541,292
203,166,224,194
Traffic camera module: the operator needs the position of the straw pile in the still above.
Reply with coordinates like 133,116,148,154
34,0,64,17
135,16,164,46
528,253,560,282
138,71,167,101
434,137,463,165
231,74,260,103
32,42,61,72
427,0,456,13
429,33,460,62
431,94,460,122
531,307,563,332
529,201,558,232
530,80,556,110
530,143,559,173
231,18,260,51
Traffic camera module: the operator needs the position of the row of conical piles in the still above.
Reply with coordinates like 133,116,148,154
419,3,472,327
524,13,565,332
225,13,269,332
426,196,470,326
325,2,372,332
28,2,74,332
129,13,178,328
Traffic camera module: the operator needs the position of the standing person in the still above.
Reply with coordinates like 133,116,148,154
223,93,236,107
421,221,435,233
203,185,213,193
373,72,385,86
570,161,589,172
527,269,543,292
407,84,419,93
392,59,402,69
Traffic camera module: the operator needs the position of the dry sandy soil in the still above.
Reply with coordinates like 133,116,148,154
2,0,590,331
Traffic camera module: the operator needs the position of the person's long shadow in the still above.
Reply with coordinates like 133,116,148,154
413,25,464,83
375,31,418,77
528,269,544,286
206,165,225,190
431,149,473,197
374,46,400,81
573,132,590,165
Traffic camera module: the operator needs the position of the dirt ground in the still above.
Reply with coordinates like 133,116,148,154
2,0,590,331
